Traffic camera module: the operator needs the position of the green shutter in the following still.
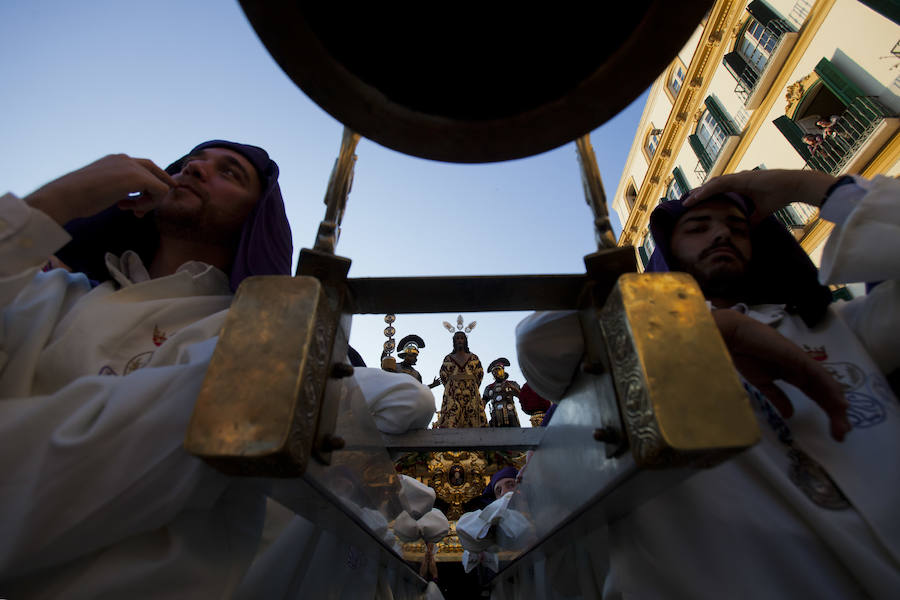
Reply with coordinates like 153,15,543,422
857,0,900,26
814,58,865,106
773,115,811,160
689,134,714,172
746,0,782,28
638,246,649,268
704,96,739,136
723,52,757,88
673,167,690,195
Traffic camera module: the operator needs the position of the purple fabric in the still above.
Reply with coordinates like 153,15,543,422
56,140,292,292
540,402,558,427
482,466,518,502
646,191,832,327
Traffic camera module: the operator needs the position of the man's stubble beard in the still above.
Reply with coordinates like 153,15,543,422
684,260,751,303
155,203,240,248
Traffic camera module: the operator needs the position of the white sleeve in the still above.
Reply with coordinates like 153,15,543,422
818,176,900,373
515,311,584,402
0,193,73,306
0,341,230,579
353,367,435,434
818,176,900,285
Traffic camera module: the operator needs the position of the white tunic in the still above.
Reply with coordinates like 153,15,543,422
0,193,435,599
516,177,900,599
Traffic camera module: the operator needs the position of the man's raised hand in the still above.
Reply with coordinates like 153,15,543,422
25,154,175,225
684,169,838,223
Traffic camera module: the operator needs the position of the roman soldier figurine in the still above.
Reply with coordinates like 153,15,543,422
396,334,441,388
482,358,521,428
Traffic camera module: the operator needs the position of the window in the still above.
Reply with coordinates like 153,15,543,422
669,65,685,96
667,167,689,201
689,96,738,175
738,18,777,72
696,111,727,161
643,232,656,256
647,130,660,157
625,181,638,210
638,233,657,268
722,2,794,103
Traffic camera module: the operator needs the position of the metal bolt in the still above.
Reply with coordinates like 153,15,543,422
321,434,345,451
331,363,354,378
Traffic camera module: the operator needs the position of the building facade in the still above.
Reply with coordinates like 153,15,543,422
611,0,900,281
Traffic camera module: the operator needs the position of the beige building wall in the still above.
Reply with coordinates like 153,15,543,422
611,0,900,276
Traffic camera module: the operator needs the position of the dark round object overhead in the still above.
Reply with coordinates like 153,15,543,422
239,1,712,163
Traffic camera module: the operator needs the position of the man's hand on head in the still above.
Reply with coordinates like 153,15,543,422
25,154,175,225
712,308,851,442
684,169,838,224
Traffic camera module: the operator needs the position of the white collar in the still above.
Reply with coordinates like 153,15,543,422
714,302,787,326
104,251,230,294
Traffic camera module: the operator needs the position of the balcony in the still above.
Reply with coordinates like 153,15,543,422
803,96,899,176
692,135,741,184
726,20,798,109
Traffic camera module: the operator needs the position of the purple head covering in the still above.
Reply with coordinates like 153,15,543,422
646,191,832,327
482,466,519,502
56,140,292,291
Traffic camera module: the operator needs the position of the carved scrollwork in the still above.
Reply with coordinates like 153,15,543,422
289,320,334,465
599,299,667,467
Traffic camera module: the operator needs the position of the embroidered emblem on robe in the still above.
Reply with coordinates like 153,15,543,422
153,325,168,346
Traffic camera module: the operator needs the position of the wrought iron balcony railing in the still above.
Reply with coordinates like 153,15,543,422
804,96,896,175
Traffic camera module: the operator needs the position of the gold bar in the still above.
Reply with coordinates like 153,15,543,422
599,273,759,468
185,276,338,476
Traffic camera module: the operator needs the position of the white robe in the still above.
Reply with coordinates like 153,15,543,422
0,193,435,599
515,176,900,599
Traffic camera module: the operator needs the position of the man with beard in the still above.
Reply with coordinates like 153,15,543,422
516,169,900,598
0,141,434,598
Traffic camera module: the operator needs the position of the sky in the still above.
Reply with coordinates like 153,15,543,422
0,0,649,426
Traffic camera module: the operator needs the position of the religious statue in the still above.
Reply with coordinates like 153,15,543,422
482,358,521,428
434,316,486,428
395,334,441,388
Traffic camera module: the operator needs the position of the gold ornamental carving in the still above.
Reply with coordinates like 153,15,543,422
784,72,821,118
427,451,489,520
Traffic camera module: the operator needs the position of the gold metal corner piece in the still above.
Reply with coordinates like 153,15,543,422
599,272,759,468
185,275,335,476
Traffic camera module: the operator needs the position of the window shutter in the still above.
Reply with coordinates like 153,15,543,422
857,0,900,26
673,167,690,195
704,96,739,136
814,58,865,106
773,115,811,160
723,52,757,88
689,134,714,171
746,0,783,28
638,246,649,268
